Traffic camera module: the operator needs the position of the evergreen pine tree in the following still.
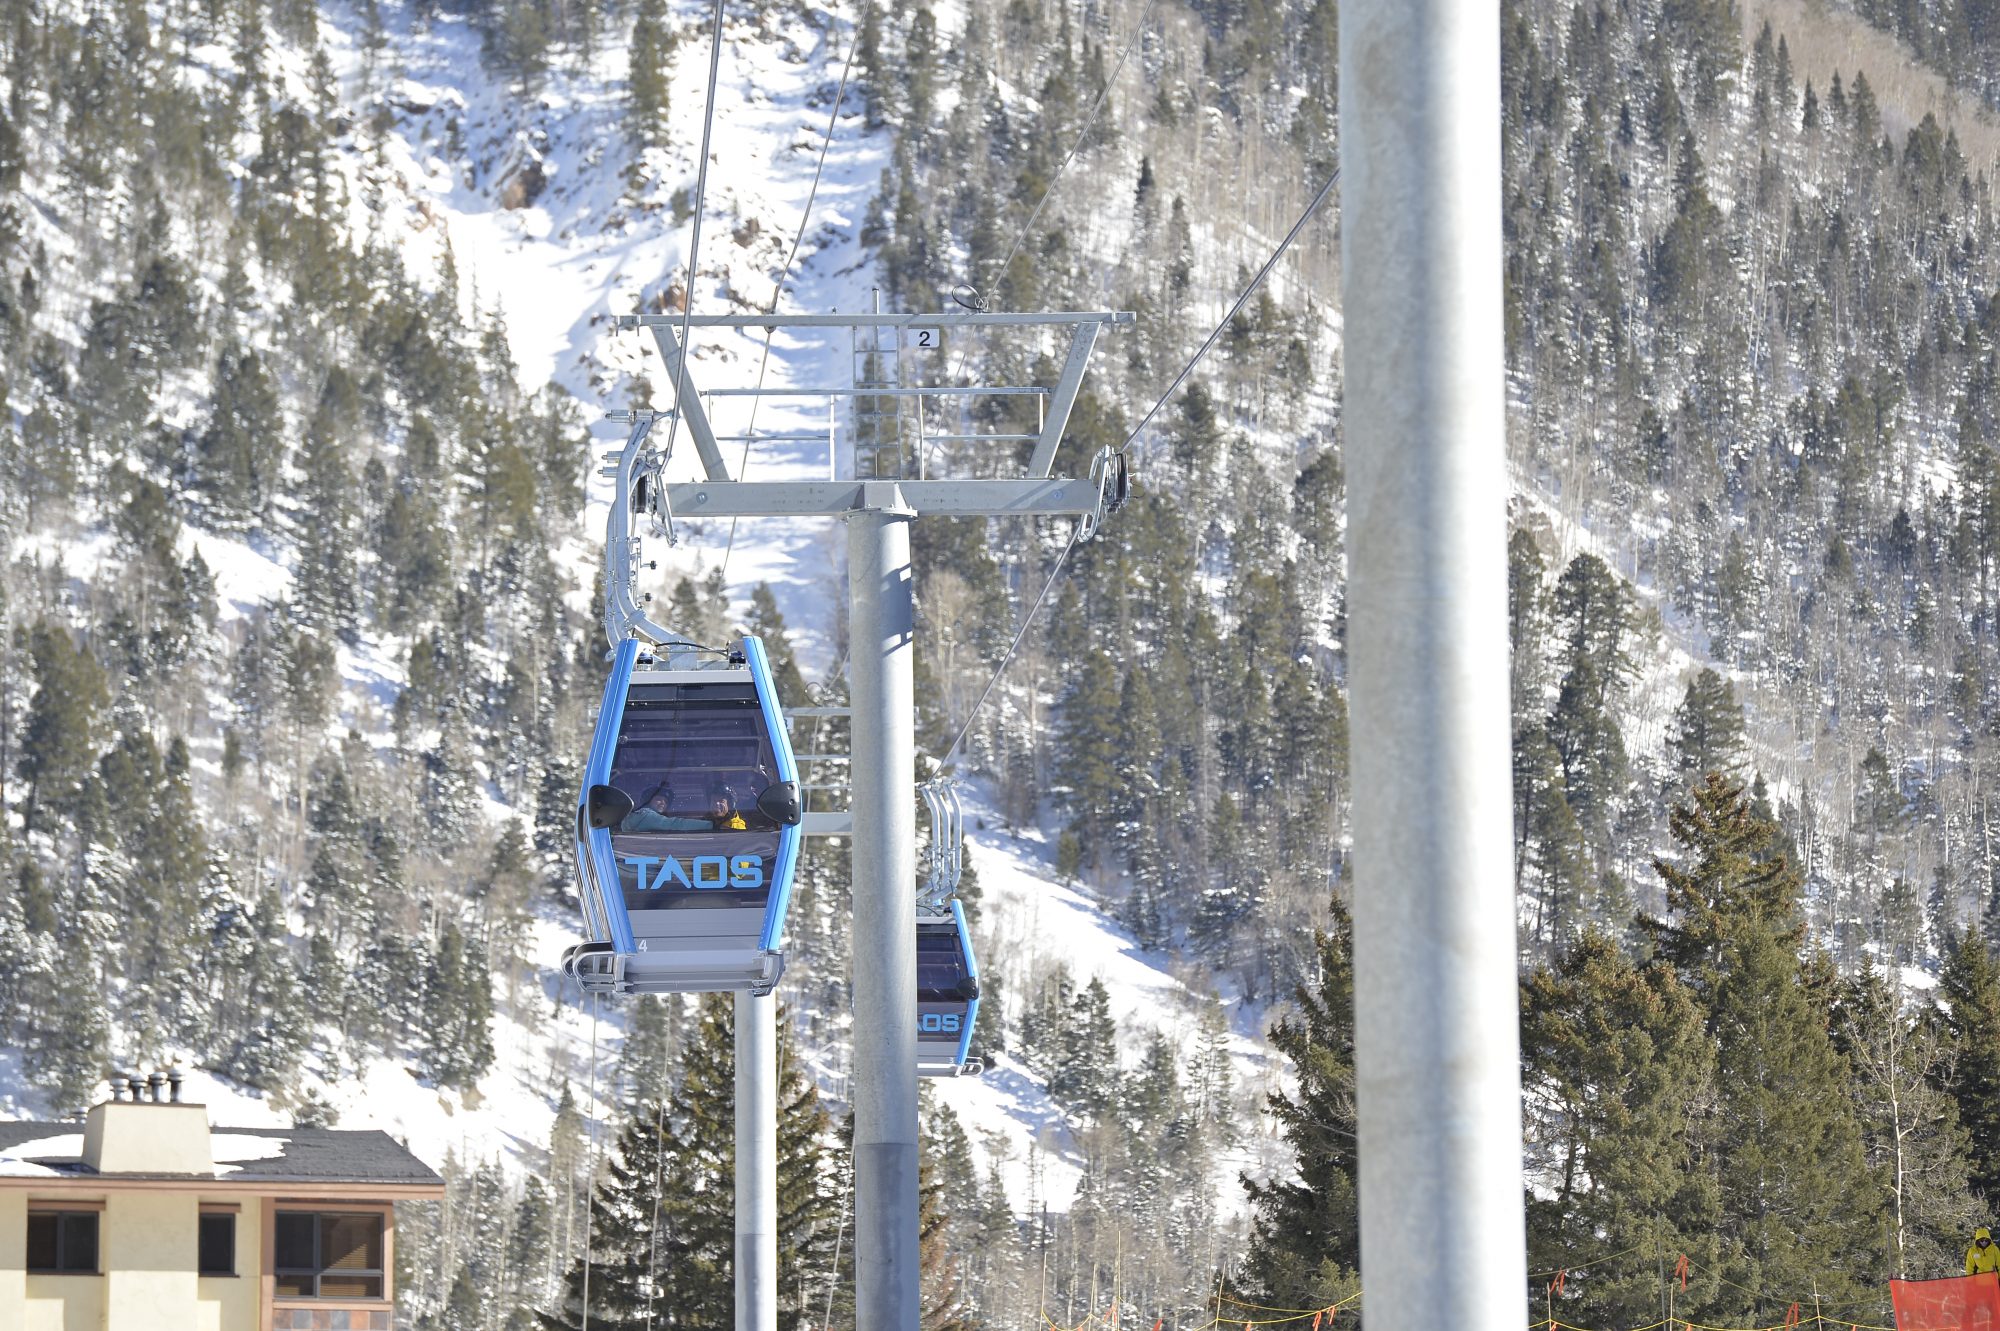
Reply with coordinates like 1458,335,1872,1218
100,731,208,1008
748,584,810,704
619,994,680,1105
656,994,737,1322
196,342,281,530
510,1175,555,1314
547,1083,590,1295
539,1094,684,1331
1667,667,1747,783
534,752,581,896
1053,650,1123,868
919,1144,973,1331
1509,524,1551,732
1240,900,1360,1309
424,700,482,850
232,882,309,1091
1550,553,1634,690
1048,976,1117,1120
1938,929,2000,1202
17,621,108,833
1645,774,1799,995
775,1006,837,1329
421,925,495,1091
480,819,536,968
1647,776,1884,1314
24,961,110,1116
1520,931,1720,1326
295,395,360,639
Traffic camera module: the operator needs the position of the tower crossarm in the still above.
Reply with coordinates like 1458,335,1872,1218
613,310,1134,482
663,478,1106,519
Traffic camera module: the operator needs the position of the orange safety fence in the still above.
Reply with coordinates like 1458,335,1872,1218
1042,1296,1355,1331
1891,1275,2000,1331
1535,1313,1898,1331
1040,1262,1931,1331
1048,1310,1898,1331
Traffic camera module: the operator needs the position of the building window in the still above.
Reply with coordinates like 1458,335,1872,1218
274,1211,384,1299
26,1211,99,1274
197,1213,235,1276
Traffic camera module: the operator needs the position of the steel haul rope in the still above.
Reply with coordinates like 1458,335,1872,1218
720,11,863,576
818,1152,854,1330
591,6,730,1319
935,163,1340,773
944,0,1156,388
936,520,1082,770
643,1089,667,1331
1118,164,1340,456
981,0,1157,312
658,0,729,471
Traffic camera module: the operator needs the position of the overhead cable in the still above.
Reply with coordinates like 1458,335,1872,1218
986,0,1158,300
935,162,1341,774
643,1092,667,1330
946,0,1156,389
721,14,863,576
1120,164,1340,454
936,521,1082,770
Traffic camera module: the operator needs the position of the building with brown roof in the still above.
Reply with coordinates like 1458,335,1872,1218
0,1074,443,1330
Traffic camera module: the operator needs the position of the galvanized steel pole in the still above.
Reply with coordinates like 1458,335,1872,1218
1339,3,1527,1331
847,494,920,1331
734,990,777,1331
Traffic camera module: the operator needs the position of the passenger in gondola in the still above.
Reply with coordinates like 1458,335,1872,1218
708,786,749,831
621,786,711,833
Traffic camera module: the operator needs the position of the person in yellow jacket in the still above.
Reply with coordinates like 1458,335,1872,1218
1968,1227,2000,1277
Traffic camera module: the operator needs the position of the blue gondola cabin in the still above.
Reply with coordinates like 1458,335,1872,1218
564,637,802,995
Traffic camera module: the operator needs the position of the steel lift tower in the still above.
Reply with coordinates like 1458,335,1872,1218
608,308,1130,1331
1341,1,1528,1329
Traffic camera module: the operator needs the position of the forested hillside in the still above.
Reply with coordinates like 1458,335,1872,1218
16,0,2000,1323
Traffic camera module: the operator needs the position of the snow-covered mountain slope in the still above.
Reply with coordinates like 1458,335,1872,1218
1,0,1283,1239
335,0,887,657
312,0,1283,1218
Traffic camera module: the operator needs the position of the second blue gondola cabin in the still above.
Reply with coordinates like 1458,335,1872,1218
916,900,980,1076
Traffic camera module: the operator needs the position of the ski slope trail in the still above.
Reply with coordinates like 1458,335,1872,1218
331,0,890,666
935,791,1283,1218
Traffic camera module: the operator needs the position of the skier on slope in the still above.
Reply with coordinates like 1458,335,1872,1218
1967,1227,2000,1278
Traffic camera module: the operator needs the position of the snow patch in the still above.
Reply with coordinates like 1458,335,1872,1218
0,1133,85,1175
187,528,292,620
210,1133,290,1172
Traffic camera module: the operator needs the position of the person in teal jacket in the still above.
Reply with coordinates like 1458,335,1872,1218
621,787,710,833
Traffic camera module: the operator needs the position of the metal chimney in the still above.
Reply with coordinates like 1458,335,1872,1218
146,1072,164,1103
167,1069,184,1104
126,1075,144,1102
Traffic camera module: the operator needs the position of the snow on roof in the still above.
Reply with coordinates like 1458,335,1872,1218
0,1123,439,1186
209,1133,290,1176
0,1134,85,1177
